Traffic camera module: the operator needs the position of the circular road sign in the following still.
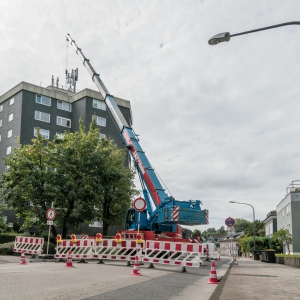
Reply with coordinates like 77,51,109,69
133,197,146,212
225,217,236,228
46,208,56,221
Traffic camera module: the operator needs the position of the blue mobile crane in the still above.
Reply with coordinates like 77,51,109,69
66,34,208,240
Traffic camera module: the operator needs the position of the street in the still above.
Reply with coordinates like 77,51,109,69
0,256,230,300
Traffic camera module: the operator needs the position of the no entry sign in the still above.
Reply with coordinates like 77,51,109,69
133,197,146,212
46,208,56,221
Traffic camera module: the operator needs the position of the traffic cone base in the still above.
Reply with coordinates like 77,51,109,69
207,261,218,284
19,251,27,265
131,255,142,276
65,251,75,268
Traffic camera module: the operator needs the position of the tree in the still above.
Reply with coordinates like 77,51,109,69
2,121,137,238
94,138,137,236
0,203,11,233
234,218,251,233
192,229,201,238
274,229,293,255
216,226,226,235
2,132,57,235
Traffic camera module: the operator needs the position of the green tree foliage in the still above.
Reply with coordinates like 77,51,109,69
247,220,265,237
274,229,293,254
2,122,137,238
216,225,226,235
0,203,11,233
234,218,251,233
192,229,201,238
201,227,216,239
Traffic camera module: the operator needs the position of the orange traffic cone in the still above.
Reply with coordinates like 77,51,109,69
65,251,74,268
131,255,142,276
233,255,238,264
207,261,218,284
19,251,27,265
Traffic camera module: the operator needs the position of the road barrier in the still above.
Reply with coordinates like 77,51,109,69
92,239,143,262
54,239,94,260
13,236,44,256
142,241,203,268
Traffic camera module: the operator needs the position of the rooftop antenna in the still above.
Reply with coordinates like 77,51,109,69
65,68,78,93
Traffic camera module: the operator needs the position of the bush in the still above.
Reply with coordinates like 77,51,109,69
0,242,14,255
42,242,56,255
0,233,20,244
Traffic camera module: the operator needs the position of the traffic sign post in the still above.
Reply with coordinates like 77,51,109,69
225,217,236,263
133,197,146,234
46,205,56,255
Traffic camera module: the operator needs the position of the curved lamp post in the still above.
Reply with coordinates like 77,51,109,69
208,21,300,45
229,201,256,253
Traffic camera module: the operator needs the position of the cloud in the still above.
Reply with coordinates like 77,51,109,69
1,0,300,229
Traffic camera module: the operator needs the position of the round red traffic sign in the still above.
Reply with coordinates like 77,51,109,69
46,208,56,221
133,197,146,212
225,217,235,228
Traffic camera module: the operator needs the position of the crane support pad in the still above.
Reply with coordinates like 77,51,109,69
142,241,203,268
13,236,44,256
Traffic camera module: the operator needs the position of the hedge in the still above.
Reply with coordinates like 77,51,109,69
0,233,20,244
0,242,14,255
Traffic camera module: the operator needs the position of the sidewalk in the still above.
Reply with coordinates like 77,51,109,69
211,257,300,300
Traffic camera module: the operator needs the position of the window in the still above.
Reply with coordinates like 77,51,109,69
9,98,14,106
100,133,106,139
93,99,106,110
56,132,64,139
93,116,106,127
57,116,71,128
57,101,72,112
287,204,291,215
7,129,12,138
4,165,10,171
89,221,103,228
282,210,284,219
0,105,3,112
6,146,11,155
0,135,1,142
36,95,51,106
34,128,50,139
0,119,2,127
8,113,13,122
35,111,50,123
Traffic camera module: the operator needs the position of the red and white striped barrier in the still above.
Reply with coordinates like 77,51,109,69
142,241,203,268
55,239,94,260
92,239,143,262
13,236,44,256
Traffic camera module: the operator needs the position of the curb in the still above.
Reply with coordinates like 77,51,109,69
209,263,233,300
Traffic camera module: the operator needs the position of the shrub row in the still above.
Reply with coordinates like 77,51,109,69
0,242,14,255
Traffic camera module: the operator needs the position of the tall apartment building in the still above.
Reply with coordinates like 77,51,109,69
0,81,132,173
276,181,300,254
0,81,132,234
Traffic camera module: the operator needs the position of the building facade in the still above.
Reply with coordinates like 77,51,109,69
263,210,277,238
0,81,132,233
276,181,300,254
0,81,132,173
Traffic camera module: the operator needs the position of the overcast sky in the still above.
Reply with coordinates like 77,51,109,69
1,0,300,231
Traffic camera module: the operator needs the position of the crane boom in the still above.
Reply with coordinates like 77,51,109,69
66,34,209,234
67,34,128,131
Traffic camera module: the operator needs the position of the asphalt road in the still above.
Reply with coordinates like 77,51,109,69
0,256,231,300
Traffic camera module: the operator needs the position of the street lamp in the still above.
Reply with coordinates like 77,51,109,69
208,21,300,45
229,201,256,253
